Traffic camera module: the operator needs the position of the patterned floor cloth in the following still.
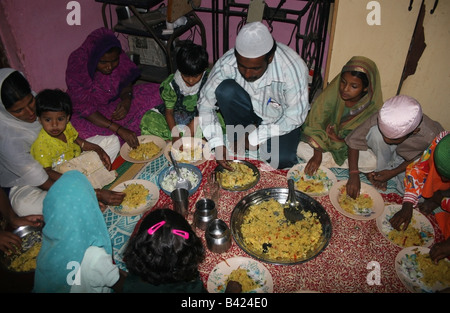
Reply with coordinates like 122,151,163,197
103,156,443,293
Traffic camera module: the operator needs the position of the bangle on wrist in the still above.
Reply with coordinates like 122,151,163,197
349,170,359,174
106,120,113,129
115,125,122,134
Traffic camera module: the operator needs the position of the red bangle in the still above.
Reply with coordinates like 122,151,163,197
349,170,359,174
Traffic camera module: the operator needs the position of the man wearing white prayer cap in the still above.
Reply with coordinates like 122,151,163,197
345,95,444,197
197,21,310,170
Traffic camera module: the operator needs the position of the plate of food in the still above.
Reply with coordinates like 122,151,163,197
231,188,332,265
0,225,42,273
376,204,435,248
164,137,212,166
215,160,260,191
120,135,166,163
287,163,337,197
329,180,384,221
395,246,450,293
109,179,159,216
157,163,202,196
207,257,273,293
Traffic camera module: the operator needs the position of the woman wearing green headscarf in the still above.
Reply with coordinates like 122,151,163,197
299,56,383,175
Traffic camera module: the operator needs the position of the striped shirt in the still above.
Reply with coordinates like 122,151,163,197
198,43,310,149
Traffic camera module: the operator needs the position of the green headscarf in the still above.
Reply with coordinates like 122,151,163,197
434,134,450,179
301,56,383,165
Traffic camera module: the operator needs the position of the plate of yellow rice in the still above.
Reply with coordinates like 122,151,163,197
287,163,337,197
207,257,273,293
376,204,434,248
164,137,212,166
215,160,260,191
120,135,166,163
230,187,332,265
109,179,159,216
329,180,384,221
395,246,450,293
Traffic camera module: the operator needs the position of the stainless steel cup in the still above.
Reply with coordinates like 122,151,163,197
205,218,231,253
194,198,217,230
171,188,189,218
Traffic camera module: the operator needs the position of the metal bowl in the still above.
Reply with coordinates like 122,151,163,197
0,225,43,272
214,160,260,191
158,163,202,196
230,188,332,265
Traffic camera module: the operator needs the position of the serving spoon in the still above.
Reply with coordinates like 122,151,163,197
283,179,304,223
169,151,192,191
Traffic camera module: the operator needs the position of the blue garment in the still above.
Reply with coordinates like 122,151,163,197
34,170,113,293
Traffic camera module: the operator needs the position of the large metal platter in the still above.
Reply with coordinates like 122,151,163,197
214,160,260,191
230,188,332,265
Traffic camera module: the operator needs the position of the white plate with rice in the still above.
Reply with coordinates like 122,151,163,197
164,137,212,166
109,179,159,216
287,163,337,197
329,180,384,221
207,257,273,293
120,135,167,163
395,246,450,293
376,204,435,248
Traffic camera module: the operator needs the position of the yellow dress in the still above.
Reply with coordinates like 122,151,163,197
30,122,81,168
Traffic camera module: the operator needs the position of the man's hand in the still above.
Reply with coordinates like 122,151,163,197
215,145,233,171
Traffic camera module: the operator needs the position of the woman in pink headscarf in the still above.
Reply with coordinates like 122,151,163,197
66,27,162,148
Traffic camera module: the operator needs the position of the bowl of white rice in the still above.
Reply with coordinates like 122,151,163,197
158,163,202,196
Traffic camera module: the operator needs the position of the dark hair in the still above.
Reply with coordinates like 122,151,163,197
123,208,205,285
35,89,73,117
176,43,209,77
1,71,32,110
105,46,121,56
348,71,369,89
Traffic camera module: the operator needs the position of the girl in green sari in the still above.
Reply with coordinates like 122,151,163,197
299,56,383,175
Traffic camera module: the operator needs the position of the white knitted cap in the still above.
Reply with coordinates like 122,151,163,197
235,22,274,58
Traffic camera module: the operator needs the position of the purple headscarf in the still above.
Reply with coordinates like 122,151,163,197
86,29,122,79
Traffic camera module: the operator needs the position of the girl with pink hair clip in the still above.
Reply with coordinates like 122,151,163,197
121,208,206,292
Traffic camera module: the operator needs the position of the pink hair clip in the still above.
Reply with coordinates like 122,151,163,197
147,221,166,235
172,229,189,239
147,221,189,239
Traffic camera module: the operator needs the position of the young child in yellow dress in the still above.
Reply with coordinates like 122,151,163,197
30,89,119,190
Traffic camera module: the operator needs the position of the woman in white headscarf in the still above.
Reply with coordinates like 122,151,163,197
0,68,124,216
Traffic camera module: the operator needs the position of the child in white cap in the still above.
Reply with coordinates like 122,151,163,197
345,95,443,198
197,21,310,170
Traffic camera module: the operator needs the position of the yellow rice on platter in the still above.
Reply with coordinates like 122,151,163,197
338,186,373,215
224,268,261,292
122,183,149,209
416,251,450,287
240,198,323,262
388,218,425,247
129,141,161,160
219,162,256,189
8,242,42,272
294,168,328,194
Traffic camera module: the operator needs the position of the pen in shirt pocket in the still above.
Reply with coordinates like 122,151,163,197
266,97,272,105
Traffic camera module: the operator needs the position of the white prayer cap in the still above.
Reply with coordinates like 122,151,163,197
378,95,423,139
235,22,274,58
